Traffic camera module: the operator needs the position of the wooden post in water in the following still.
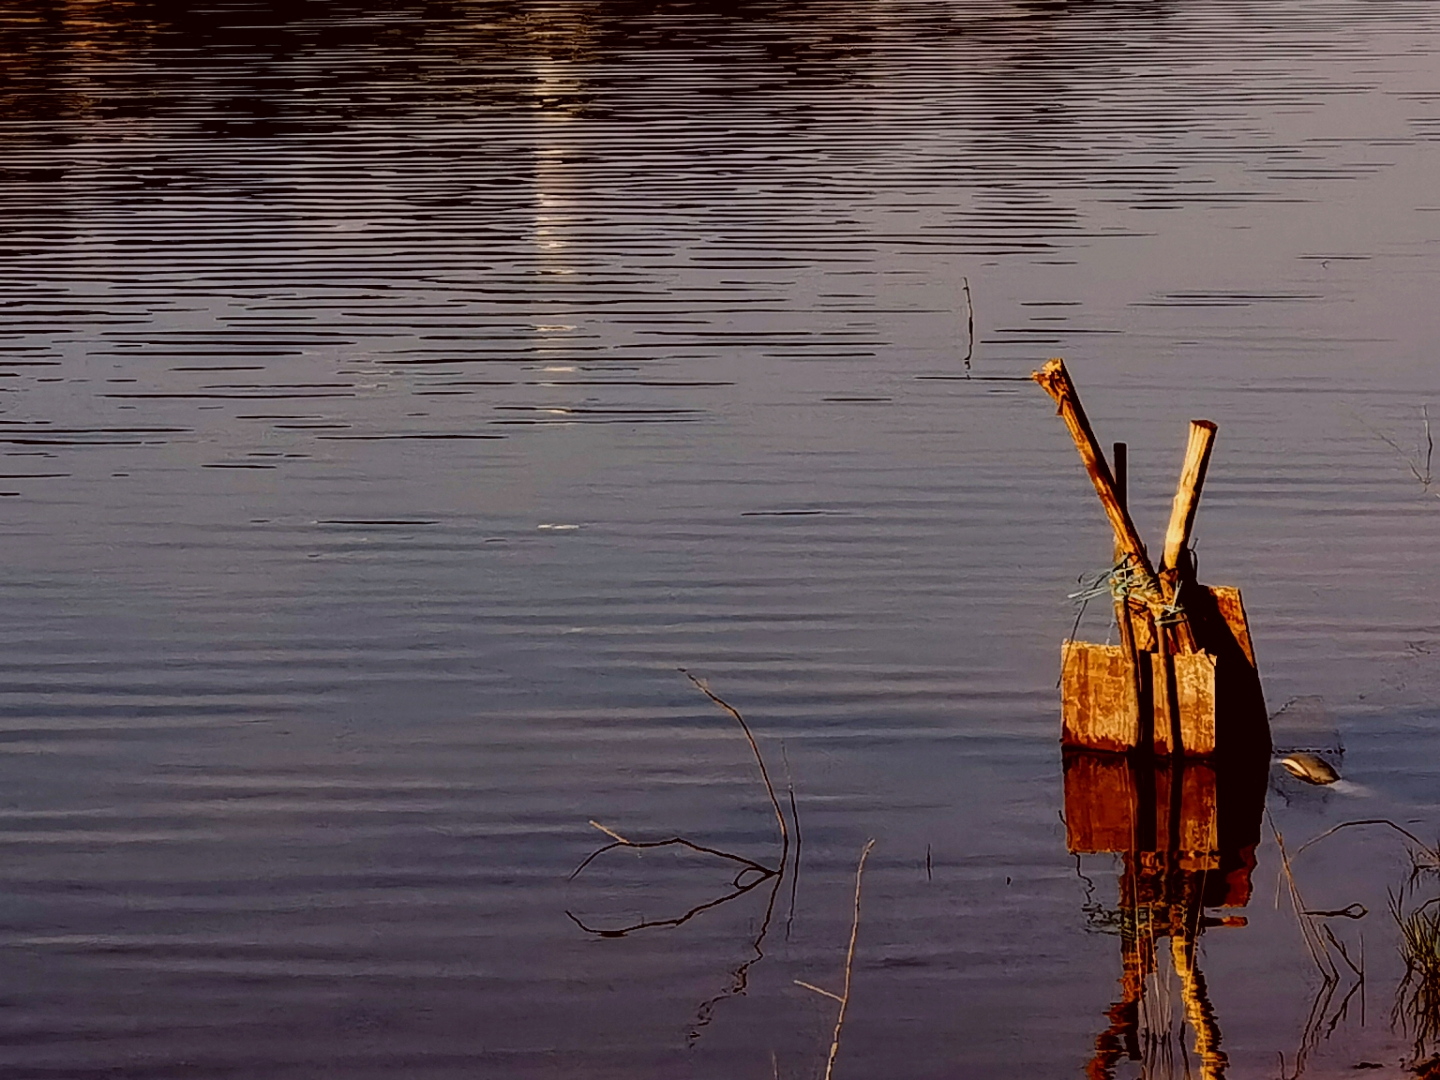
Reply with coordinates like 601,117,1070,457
1040,360,1259,757
1156,420,1219,755
1032,360,1163,606
1111,442,1149,753
1161,421,1218,587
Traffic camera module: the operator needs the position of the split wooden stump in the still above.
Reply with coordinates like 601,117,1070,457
1034,359,1269,758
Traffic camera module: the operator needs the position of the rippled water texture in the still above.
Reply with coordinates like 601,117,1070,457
3,1,1440,1076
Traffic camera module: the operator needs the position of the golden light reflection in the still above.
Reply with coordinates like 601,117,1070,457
1066,747,1268,1079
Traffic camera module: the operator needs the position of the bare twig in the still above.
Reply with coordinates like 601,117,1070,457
1302,903,1368,920
566,869,774,938
570,674,806,1041
568,674,792,938
795,980,844,1004
783,741,802,941
1356,406,1440,499
690,855,787,1041
682,669,789,851
1425,404,1434,486
1323,924,1363,979
569,834,772,883
1293,818,1439,863
795,840,876,1080
961,276,975,376
1271,809,1379,1070
1268,810,1336,979
589,820,629,843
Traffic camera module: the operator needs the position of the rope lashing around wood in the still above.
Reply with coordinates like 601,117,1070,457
1067,557,1148,605
1067,557,1187,624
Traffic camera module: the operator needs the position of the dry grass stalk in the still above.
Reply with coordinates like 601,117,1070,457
1269,811,1336,980
1394,893,1440,1058
795,839,876,1080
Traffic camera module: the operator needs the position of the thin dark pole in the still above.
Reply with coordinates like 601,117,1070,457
1113,442,1128,511
1110,441,1149,753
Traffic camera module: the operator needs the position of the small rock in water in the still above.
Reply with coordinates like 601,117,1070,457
1280,752,1340,785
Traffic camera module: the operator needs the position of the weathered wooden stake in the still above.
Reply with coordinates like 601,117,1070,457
1161,420,1218,584
1032,359,1163,605
1040,360,1263,757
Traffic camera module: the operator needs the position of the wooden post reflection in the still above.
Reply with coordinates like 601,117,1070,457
1066,747,1266,1079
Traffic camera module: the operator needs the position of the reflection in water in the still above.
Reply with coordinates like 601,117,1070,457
1066,745,1269,1078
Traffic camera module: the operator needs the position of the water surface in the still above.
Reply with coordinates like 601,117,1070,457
2,1,1440,1076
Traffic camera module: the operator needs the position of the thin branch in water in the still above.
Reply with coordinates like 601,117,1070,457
1424,404,1434,486
795,980,844,1004
570,674,808,1042
1270,810,1376,1069
691,852,787,1041
1323,967,1364,1041
566,866,774,938
1293,818,1439,865
1355,406,1440,498
961,276,975,376
569,673,792,936
1267,809,1336,980
800,839,875,1080
569,834,772,883
782,740,802,941
570,674,804,1039
589,819,630,844
1323,924,1364,979
1302,903,1368,920
681,668,789,852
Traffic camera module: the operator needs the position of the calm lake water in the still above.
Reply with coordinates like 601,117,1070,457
2,1,1440,1076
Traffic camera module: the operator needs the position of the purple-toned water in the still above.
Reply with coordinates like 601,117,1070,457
2,1,1439,1076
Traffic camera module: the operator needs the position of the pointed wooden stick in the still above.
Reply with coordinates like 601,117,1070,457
1031,359,1163,605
